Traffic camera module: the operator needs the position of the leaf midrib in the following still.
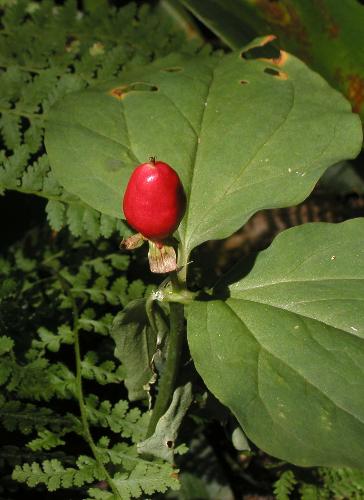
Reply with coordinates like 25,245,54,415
233,276,364,291
225,302,364,425
182,58,220,252
228,294,363,337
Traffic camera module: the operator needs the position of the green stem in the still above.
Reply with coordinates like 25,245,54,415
146,299,185,438
63,281,121,499
177,245,189,286
145,294,159,337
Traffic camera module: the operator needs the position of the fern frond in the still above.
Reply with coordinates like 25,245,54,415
12,455,104,491
299,483,325,500
0,0,202,241
119,408,150,444
86,395,114,428
23,122,43,153
0,113,21,149
112,462,180,499
34,324,74,352
21,154,52,192
66,203,85,237
0,220,168,498
0,335,14,355
47,362,77,399
46,200,66,231
0,255,12,276
0,395,73,435
3,351,75,401
86,488,113,500
90,258,113,278
27,430,66,452
81,351,124,385
319,467,364,499
0,444,73,469
107,253,130,271
79,309,113,336
85,396,149,443
83,208,101,240
0,145,30,189
86,461,180,500
14,248,37,272
127,280,148,302
274,470,297,500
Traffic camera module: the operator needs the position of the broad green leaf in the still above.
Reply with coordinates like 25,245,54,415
111,299,157,401
45,42,362,260
188,218,364,467
178,0,364,121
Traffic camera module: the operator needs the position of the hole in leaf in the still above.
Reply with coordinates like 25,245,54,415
242,44,281,61
166,440,173,448
240,80,249,85
161,67,183,73
264,67,288,80
127,82,158,92
264,68,280,76
241,37,280,61
109,82,158,100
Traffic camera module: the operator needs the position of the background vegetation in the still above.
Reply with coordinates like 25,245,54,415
1,1,364,499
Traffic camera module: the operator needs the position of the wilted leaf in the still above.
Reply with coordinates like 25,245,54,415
111,299,157,401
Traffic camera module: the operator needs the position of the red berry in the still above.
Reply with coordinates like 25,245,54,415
123,159,186,242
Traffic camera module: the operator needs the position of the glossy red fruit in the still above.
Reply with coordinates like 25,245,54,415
123,158,186,242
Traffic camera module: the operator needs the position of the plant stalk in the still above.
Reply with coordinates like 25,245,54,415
177,245,188,286
146,297,185,438
65,283,121,499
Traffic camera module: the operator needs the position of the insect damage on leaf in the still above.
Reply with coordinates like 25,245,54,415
240,34,279,59
264,67,289,80
240,34,289,68
109,82,159,100
160,67,183,73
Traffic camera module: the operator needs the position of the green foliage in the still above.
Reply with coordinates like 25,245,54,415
0,395,76,436
12,456,105,491
0,228,179,499
27,430,66,453
2,1,364,498
177,0,364,121
273,467,364,500
45,36,361,258
0,0,202,240
319,467,364,499
111,299,160,401
188,219,364,468
81,351,125,385
13,449,179,498
274,470,297,500
0,334,13,354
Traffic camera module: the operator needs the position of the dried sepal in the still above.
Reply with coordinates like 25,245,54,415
148,241,177,274
120,233,146,250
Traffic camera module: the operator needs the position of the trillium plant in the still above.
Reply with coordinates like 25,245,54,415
45,35,364,474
